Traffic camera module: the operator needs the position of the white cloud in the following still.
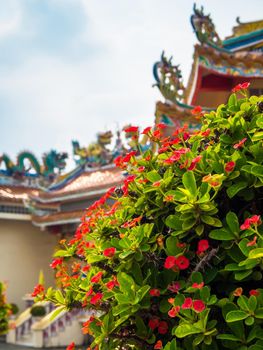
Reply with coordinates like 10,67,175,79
0,0,22,39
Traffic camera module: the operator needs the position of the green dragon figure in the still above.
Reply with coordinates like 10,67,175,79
0,150,67,177
72,131,114,167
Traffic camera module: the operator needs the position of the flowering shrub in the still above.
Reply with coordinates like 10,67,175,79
36,88,263,349
0,282,11,335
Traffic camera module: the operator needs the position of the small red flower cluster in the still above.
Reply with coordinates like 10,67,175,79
103,247,116,258
164,255,190,270
197,239,209,255
31,284,45,297
124,126,139,133
240,215,261,230
168,298,206,318
225,161,235,173
66,342,75,350
148,318,168,334
188,155,202,171
232,82,250,93
233,137,247,149
149,288,160,297
50,258,63,269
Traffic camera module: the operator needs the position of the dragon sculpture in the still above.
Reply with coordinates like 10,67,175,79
153,51,185,103
0,150,68,178
73,129,150,167
190,3,222,48
72,131,115,167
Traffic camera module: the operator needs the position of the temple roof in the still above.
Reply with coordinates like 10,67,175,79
0,186,39,204
31,209,84,227
153,5,263,128
228,18,263,38
30,166,123,203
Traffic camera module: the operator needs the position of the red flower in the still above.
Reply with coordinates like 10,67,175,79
249,215,261,224
175,255,190,270
82,265,91,272
103,247,116,258
182,297,193,309
158,321,168,334
124,126,139,133
164,256,177,269
197,239,209,253
149,289,160,297
142,126,152,135
91,271,103,283
122,151,137,163
148,317,160,330
240,215,261,230
193,300,205,313
249,289,260,296
156,123,166,129
191,105,202,115
247,236,257,247
153,181,162,187
240,218,250,230
201,128,210,137
66,342,75,350
168,281,180,293
85,287,93,297
188,155,202,171
154,340,163,349
137,166,145,172
50,258,63,269
31,284,45,297
232,82,250,93
192,282,204,289
233,138,247,149
168,305,180,318
225,161,235,173
90,292,103,305
233,287,243,296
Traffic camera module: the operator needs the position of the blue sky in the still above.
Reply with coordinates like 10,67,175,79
0,0,263,166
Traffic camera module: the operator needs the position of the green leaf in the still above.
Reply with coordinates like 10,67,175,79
252,131,263,141
254,308,263,319
55,290,65,305
201,215,222,227
245,316,254,326
182,171,197,196
165,215,181,230
217,334,240,341
237,296,250,311
146,170,162,182
53,250,72,257
250,165,263,177
166,236,181,256
195,224,204,236
174,323,201,337
112,304,131,316
249,248,263,259
235,270,252,280
191,272,203,284
226,212,240,236
227,181,247,198
248,296,257,312
49,306,66,321
226,310,248,322
117,272,136,298
209,228,235,240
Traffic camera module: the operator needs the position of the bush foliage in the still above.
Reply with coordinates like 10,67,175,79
35,88,263,350
0,282,11,335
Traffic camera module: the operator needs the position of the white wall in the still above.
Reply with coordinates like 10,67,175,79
0,219,58,311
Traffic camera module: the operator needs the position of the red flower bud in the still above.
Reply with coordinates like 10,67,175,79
103,247,116,258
